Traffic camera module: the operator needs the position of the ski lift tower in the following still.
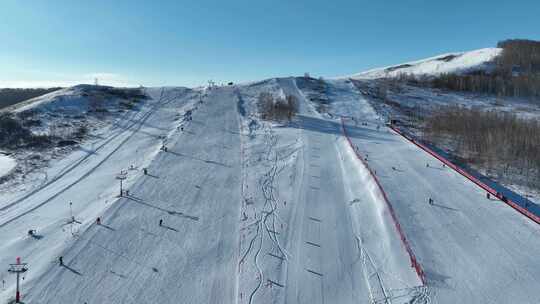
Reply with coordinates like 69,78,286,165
116,170,128,197
8,257,28,303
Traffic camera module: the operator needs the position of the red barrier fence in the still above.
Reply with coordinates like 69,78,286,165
340,118,427,286
389,125,540,225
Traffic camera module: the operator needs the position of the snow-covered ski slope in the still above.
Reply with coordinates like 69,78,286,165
235,78,423,304
349,48,501,79
22,87,242,303
342,116,540,303
1,78,539,304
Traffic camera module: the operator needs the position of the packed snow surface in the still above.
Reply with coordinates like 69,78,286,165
349,48,502,79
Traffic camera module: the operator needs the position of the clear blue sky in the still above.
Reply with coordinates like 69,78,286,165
1,0,539,87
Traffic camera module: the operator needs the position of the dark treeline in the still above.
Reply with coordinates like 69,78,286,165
423,106,540,187
431,72,540,98
497,39,540,75
0,88,62,109
398,39,540,99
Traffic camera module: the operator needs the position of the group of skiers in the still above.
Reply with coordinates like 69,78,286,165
428,191,502,208
426,162,446,169
55,217,166,266
49,137,181,267
424,161,504,207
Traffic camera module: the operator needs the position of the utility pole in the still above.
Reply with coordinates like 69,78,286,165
116,170,127,197
68,201,75,235
8,257,28,303
69,201,73,222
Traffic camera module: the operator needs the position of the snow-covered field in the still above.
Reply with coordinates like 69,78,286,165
0,77,539,303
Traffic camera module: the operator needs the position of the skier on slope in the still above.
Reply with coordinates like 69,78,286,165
159,219,163,226
59,256,63,266
428,197,434,205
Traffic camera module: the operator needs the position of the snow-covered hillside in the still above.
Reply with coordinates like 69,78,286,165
346,46,540,202
0,85,151,202
0,78,539,304
350,48,501,79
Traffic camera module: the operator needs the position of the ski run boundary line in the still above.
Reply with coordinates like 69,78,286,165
389,125,540,226
340,117,427,286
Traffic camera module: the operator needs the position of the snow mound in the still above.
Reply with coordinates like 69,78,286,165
350,48,502,79
0,154,16,179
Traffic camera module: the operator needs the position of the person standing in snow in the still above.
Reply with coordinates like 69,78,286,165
96,217,101,225
159,219,163,227
59,256,63,266
428,198,434,205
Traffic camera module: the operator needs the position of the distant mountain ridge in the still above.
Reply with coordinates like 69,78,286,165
0,87,62,110
350,48,502,79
